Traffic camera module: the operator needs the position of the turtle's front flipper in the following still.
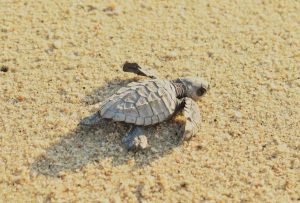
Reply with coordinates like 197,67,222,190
79,112,102,126
122,125,149,151
181,98,201,141
122,62,158,79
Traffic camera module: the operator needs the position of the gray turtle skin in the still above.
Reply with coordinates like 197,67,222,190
80,62,210,151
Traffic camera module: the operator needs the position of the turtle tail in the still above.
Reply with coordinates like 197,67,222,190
79,112,102,126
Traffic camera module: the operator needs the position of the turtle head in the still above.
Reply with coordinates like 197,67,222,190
177,77,210,100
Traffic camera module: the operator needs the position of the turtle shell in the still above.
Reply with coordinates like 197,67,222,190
100,79,177,126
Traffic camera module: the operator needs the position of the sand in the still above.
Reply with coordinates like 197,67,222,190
1,0,300,202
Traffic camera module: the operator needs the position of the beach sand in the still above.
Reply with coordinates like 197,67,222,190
1,0,300,202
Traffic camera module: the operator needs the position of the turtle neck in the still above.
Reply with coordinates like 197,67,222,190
171,80,187,99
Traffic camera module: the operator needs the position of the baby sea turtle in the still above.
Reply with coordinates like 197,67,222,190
80,62,210,151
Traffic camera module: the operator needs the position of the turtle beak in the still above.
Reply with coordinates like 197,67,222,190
204,83,210,93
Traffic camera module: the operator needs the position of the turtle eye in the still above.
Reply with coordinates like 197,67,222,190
197,87,206,96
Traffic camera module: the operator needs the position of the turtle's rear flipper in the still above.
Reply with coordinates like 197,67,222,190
122,62,158,79
79,112,102,126
122,126,149,151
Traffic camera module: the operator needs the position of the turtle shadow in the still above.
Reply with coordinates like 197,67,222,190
31,78,184,177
